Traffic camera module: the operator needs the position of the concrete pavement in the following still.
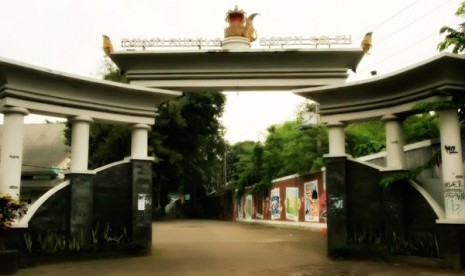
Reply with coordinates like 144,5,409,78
18,220,464,275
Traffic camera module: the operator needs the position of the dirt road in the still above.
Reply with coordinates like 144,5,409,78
19,220,463,275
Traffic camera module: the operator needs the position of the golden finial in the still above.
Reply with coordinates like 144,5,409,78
245,13,259,42
361,32,373,54
224,6,259,42
102,35,114,56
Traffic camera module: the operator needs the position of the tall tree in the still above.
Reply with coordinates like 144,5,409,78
152,92,227,212
438,1,465,53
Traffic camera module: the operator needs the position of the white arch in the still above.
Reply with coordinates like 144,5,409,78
409,179,446,220
13,180,70,228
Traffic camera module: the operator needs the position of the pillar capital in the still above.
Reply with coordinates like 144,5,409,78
131,123,151,131
381,114,402,122
326,121,346,128
0,106,29,116
68,116,93,124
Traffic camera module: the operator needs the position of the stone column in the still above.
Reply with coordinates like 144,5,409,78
0,107,29,199
324,155,348,257
69,116,93,173
328,122,346,156
130,123,153,251
68,116,94,245
438,109,465,221
131,160,152,252
382,115,405,170
131,124,151,159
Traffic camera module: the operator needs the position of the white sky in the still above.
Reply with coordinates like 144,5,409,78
0,0,463,143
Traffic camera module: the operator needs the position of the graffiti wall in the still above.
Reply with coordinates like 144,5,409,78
285,187,299,221
270,188,281,220
304,180,319,222
234,171,326,223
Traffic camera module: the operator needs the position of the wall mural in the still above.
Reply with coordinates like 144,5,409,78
285,187,299,221
270,188,281,219
304,180,319,222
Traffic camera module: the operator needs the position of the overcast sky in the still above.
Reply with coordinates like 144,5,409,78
0,0,463,143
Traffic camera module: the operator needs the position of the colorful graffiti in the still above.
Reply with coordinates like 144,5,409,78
285,187,299,221
304,180,319,222
270,188,280,219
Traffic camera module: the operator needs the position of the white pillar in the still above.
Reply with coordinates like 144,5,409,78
439,109,465,222
131,124,151,159
69,116,93,173
0,107,29,199
382,115,405,170
328,122,346,156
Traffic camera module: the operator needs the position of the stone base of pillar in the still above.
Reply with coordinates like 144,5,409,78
68,173,94,246
324,156,349,257
221,36,251,50
436,223,465,270
131,160,153,253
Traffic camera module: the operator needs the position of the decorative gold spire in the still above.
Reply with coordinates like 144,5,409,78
102,35,114,56
224,6,258,42
361,32,373,54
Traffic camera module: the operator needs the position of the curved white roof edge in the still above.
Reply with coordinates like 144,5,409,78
0,56,182,125
0,56,181,96
293,52,465,94
293,52,465,123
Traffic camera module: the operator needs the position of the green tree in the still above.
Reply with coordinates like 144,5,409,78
227,120,328,195
263,121,327,177
346,121,385,157
227,141,265,193
403,113,439,144
152,92,227,213
438,1,465,53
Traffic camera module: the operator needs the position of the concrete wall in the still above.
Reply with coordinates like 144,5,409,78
28,185,71,236
8,159,152,259
93,162,132,240
325,156,441,259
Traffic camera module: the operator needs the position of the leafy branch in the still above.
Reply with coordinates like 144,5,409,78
379,151,441,188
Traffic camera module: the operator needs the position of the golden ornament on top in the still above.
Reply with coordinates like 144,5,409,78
102,35,114,56
361,32,373,54
224,6,259,42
